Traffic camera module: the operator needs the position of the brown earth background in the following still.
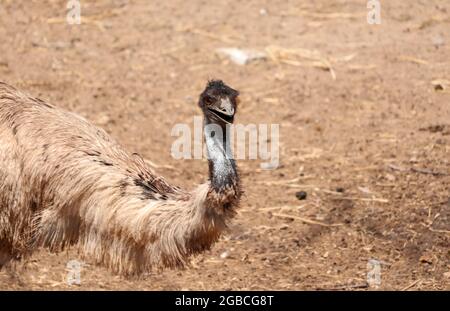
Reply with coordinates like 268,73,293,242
0,0,449,290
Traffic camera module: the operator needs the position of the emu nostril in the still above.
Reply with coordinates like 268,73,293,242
222,107,234,115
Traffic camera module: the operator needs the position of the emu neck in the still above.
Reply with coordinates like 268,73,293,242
204,119,237,194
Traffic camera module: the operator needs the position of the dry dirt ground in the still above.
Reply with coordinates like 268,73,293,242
0,0,449,290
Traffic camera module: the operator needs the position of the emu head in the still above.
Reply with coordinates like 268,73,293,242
198,80,239,125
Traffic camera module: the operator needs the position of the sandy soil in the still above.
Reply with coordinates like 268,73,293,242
0,0,449,290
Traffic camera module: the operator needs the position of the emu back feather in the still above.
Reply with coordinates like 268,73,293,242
0,82,240,275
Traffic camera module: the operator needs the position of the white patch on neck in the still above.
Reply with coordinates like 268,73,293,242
204,123,234,184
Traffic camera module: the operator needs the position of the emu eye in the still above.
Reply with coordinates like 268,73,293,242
204,95,214,105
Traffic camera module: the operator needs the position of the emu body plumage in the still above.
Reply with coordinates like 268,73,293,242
0,81,241,275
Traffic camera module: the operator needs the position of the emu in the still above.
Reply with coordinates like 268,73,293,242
0,80,241,276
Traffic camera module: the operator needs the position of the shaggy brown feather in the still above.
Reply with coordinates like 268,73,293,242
0,82,241,276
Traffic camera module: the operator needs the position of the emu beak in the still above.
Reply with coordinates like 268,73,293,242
208,98,235,123
219,98,235,116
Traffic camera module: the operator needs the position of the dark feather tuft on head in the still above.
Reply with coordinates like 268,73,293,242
203,80,238,98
